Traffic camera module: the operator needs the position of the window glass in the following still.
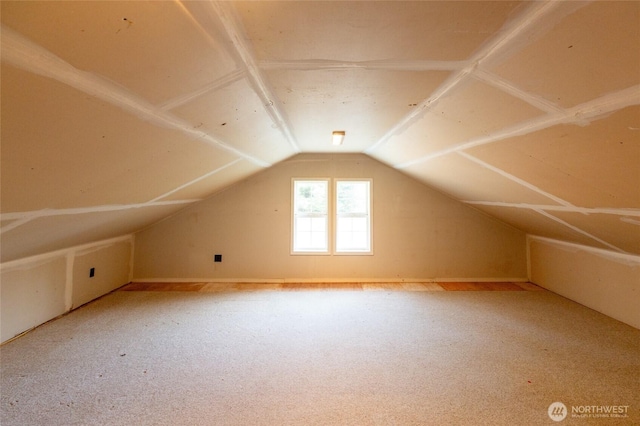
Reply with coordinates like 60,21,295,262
292,180,329,253
336,180,371,253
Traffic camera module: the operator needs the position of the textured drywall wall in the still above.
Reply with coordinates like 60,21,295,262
1,257,67,343
1,236,133,343
71,240,132,308
133,154,527,281
529,237,640,329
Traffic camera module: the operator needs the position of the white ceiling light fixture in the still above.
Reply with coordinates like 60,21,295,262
332,131,345,146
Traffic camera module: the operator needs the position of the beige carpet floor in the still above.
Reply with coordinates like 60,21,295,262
1,286,639,425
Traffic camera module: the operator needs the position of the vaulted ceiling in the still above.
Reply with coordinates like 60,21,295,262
1,1,639,263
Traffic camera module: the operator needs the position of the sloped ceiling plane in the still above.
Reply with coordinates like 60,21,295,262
1,1,639,262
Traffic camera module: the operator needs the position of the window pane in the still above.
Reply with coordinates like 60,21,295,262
337,181,369,214
310,220,327,248
293,180,328,253
295,181,328,214
294,217,327,251
297,217,311,232
296,228,311,248
336,217,369,251
336,180,371,253
351,217,367,232
311,217,325,232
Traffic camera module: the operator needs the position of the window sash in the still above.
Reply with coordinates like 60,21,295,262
335,180,371,253
292,180,329,253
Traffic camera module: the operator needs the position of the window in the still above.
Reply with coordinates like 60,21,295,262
335,180,371,253
292,179,329,253
292,178,372,255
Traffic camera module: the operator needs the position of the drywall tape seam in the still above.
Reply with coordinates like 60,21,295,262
0,200,200,235
0,200,200,221
158,69,245,111
457,152,573,207
149,159,243,203
0,24,271,168
532,209,625,253
464,201,640,218
472,69,564,114
64,253,74,311
366,0,568,155
258,59,466,72
528,235,640,266
201,1,300,153
396,85,640,169
0,235,133,271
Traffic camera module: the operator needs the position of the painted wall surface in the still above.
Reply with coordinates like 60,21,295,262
72,240,132,308
134,154,527,281
1,257,67,343
529,237,640,329
1,236,133,343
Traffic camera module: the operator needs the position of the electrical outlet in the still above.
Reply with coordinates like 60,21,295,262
89,267,95,278
214,254,222,262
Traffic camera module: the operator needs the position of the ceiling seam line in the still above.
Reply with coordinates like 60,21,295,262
0,217,36,235
395,85,640,169
257,59,466,72
207,1,300,154
528,235,640,265
157,69,245,111
472,69,565,114
0,200,201,226
0,235,134,271
463,201,640,217
366,0,568,155
364,62,474,155
149,159,244,203
0,24,271,168
471,0,573,69
456,152,573,207
533,209,627,253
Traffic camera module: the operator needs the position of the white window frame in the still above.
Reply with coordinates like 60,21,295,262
291,178,331,255
334,179,373,255
291,178,373,256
